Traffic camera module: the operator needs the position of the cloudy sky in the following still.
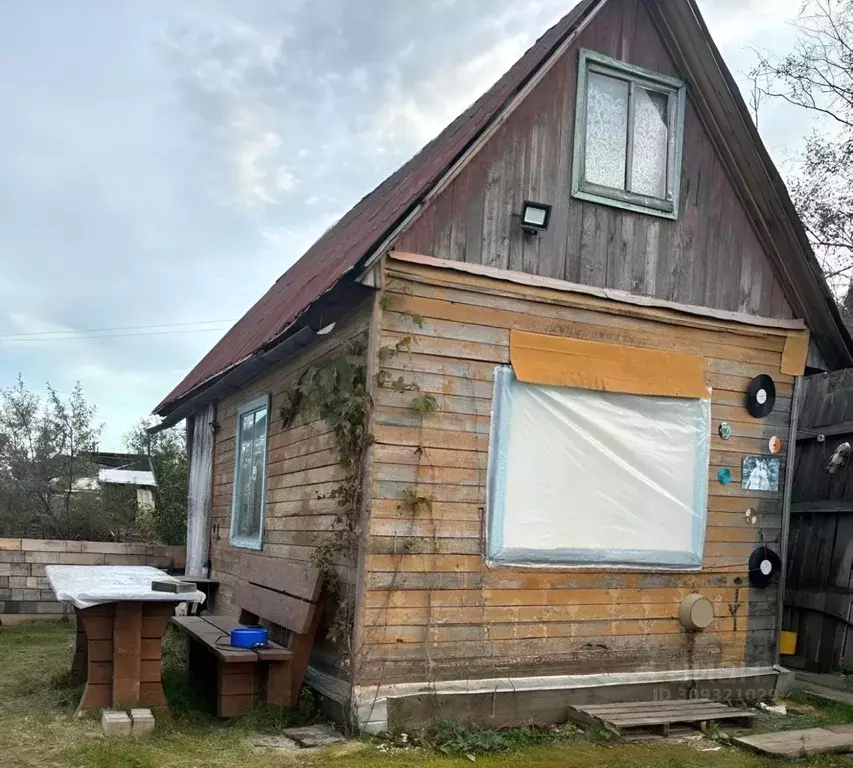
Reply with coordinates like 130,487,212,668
0,0,819,449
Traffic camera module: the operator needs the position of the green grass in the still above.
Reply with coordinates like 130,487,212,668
4,620,853,767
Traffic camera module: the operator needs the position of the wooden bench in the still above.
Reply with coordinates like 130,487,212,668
172,555,323,717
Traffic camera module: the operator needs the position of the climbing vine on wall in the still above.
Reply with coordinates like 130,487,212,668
281,338,370,651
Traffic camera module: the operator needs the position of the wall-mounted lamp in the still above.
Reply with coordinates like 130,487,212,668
520,200,552,233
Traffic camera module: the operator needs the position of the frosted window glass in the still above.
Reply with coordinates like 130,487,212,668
631,88,669,198
487,368,710,568
585,72,628,189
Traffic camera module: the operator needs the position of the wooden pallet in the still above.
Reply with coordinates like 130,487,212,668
566,698,757,737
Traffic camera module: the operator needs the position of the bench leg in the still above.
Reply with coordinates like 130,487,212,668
265,661,293,708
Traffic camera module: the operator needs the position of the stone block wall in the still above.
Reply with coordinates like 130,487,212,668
0,539,186,623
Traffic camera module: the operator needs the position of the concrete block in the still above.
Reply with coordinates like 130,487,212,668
130,708,155,736
0,577,7,589
24,551,58,564
0,551,25,563
0,565,10,577
19,601,37,614
81,541,126,554
22,589,39,601
0,589,10,600
37,601,65,614
108,554,148,565
25,577,39,589
60,552,106,565
30,565,46,577
65,541,83,553
0,613,41,625
21,539,66,552
101,710,132,737
9,564,29,576
10,589,23,601
775,668,796,698
39,590,56,600
0,539,22,551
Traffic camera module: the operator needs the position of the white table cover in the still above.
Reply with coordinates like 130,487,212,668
45,565,206,609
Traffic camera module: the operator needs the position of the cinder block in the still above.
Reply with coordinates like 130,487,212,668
37,601,65,614
24,551,57,564
21,539,66,553
65,541,83,553
39,590,56,600
22,589,39,601
30,565,46,577
107,554,147,565
0,551,24,563
130,708,155,736
9,576,27,587
0,539,22,551
81,541,125,554
60,552,106,565
101,710,132,737
0,589,10,600
0,565,10,577
19,601,37,613
25,577,39,588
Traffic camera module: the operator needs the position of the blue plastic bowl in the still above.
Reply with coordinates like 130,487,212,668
230,627,268,648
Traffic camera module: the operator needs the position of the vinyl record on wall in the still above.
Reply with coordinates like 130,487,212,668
746,375,776,418
748,546,782,589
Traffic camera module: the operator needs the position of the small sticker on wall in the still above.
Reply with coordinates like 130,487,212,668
718,422,733,440
742,456,781,492
717,467,732,485
769,436,783,454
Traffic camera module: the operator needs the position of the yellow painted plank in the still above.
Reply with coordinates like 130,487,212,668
509,330,709,397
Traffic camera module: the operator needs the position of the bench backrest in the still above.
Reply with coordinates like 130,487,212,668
235,554,322,635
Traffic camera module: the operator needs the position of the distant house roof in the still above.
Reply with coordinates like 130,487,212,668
154,0,852,416
89,452,157,487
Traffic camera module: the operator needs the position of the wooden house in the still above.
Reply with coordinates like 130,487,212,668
153,0,853,730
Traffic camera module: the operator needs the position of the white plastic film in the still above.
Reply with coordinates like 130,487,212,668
487,367,710,568
45,565,206,609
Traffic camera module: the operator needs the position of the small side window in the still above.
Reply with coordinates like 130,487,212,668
230,395,269,550
572,49,686,219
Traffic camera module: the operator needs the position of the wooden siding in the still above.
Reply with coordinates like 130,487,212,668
394,0,794,320
353,258,789,686
209,301,371,681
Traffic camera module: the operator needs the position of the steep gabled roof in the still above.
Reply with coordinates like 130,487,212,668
154,0,599,415
155,0,851,416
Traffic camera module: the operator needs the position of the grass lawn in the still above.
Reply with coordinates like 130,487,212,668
3,620,853,768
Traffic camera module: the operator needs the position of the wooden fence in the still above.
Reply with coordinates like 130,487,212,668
786,369,853,671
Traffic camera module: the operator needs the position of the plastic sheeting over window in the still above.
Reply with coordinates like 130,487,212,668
487,367,710,568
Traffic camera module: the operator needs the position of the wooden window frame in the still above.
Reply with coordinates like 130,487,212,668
229,394,270,551
572,49,686,220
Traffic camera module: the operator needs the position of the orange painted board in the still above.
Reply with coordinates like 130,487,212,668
509,330,709,398
781,330,809,376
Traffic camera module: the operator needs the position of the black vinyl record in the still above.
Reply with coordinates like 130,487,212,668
746,374,776,418
748,546,782,589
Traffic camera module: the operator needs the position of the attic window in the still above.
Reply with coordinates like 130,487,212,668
572,49,686,219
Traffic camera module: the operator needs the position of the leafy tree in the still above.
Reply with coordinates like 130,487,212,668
750,1,853,309
125,419,188,545
0,375,108,539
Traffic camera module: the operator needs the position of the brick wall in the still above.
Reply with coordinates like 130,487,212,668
0,539,186,623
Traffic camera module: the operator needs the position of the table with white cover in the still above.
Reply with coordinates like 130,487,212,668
46,566,204,711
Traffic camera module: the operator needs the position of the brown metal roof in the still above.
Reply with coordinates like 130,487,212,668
154,0,599,414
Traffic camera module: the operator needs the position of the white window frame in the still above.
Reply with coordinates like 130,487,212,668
572,48,687,220
229,394,270,550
